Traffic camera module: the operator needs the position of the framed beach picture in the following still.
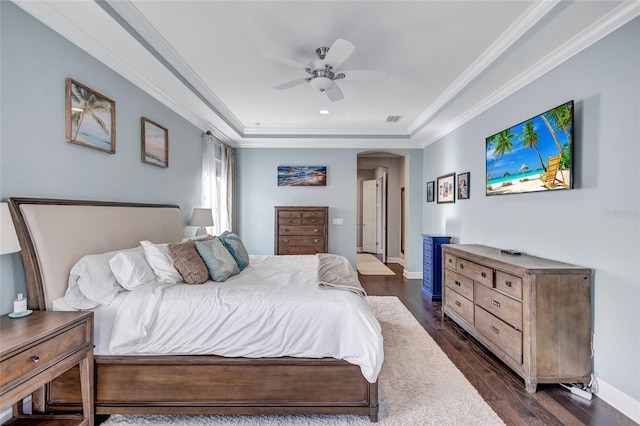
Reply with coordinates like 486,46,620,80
66,78,116,153
437,173,455,204
141,117,169,168
278,166,327,186
426,181,435,202
458,172,470,200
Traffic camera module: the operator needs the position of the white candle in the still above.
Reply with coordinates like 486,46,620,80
13,293,27,313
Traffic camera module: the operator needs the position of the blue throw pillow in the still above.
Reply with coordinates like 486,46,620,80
219,232,250,271
195,238,239,282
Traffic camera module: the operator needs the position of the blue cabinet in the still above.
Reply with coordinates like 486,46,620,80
421,234,451,301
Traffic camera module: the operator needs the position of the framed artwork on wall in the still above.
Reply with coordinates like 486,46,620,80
426,181,435,202
277,166,327,186
437,173,455,204
458,172,470,200
141,117,169,168
66,78,116,154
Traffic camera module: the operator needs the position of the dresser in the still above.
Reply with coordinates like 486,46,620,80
421,234,451,301
442,244,592,393
0,310,94,425
274,206,328,255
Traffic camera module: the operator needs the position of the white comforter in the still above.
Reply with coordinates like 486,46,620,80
108,255,383,383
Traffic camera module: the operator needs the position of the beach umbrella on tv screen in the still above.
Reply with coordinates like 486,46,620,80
519,164,529,179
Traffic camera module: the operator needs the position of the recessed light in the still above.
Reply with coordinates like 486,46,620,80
319,109,330,115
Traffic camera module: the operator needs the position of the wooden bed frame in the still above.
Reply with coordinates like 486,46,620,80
8,197,378,422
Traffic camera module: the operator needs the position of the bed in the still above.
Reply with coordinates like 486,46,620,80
8,197,380,422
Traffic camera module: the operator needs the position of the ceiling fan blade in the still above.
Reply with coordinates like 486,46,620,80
262,51,308,70
324,39,355,69
325,83,344,102
273,78,308,90
340,70,387,82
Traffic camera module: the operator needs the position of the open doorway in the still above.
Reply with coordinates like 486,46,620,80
357,153,405,265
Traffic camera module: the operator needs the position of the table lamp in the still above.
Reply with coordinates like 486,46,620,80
189,208,214,236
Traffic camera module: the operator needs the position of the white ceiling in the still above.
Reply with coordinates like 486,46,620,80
14,1,640,149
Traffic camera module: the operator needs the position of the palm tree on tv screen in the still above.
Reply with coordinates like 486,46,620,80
486,129,516,181
541,103,572,159
70,84,111,141
519,121,546,172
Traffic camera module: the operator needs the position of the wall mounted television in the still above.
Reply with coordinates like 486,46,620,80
486,100,574,196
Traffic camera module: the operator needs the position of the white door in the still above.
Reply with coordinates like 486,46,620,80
377,175,387,261
362,179,377,253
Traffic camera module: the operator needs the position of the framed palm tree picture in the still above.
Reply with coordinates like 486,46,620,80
66,79,116,153
141,117,169,168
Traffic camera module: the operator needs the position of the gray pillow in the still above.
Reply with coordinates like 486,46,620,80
195,238,240,282
219,232,249,271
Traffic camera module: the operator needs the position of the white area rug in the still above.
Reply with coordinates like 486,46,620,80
102,296,503,426
356,253,395,276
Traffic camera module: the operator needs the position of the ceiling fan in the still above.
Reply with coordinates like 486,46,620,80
263,39,387,102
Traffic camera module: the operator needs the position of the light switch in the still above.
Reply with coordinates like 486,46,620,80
332,218,344,225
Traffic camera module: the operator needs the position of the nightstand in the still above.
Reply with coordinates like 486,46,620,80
0,310,94,425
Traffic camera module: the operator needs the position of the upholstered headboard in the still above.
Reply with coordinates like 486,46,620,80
8,198,185,310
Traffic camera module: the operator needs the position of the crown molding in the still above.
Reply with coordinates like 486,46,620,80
103,0,246,136
408,0,562,136
420,0,640,148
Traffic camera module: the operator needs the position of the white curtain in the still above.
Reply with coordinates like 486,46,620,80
202,133,235,234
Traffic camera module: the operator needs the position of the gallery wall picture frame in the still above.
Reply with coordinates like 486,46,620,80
141,117,169,168
66,78,116,154
437,172,456,204
277,166,327,186
426,181,435,202
458,172,470,200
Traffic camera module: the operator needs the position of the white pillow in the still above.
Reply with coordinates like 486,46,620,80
109,250,156,290
64,247,139,309
140,240,184,283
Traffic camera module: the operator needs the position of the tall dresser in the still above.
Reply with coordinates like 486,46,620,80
421,234,451,301
274,206,328,255
442,244,592,392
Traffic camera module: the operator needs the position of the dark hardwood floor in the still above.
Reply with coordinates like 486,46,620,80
359,262,635,426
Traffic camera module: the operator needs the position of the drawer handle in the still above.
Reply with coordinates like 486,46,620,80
491,300,501,308
283,239,289,243
459,263,464,269
313,239,319,243
481,272,487,278
454,301,461,307
284,229,289,232
454,280,461,287
448,258,453,264
314,228,319,232
490,326,500,335
30,356,40,364
505,280,512,287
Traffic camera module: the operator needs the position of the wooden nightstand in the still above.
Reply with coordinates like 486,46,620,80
0,310,94,425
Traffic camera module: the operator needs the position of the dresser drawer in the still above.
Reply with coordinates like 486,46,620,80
302,216,325,225
475,283,523,330
279,225,324,235
278,216,301,225
444,269,474,300
278,236,325,247
444,288,474,324
443,253,456,270
456,258,493,287
475,306,522,363
302,210,325,219
495,271,523,300
278,246,324,255
0,322,89,387
278,210,300,218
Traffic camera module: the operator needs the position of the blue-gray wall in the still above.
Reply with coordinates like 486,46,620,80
422,17,639,407
0,2,203,314
236,148,423,272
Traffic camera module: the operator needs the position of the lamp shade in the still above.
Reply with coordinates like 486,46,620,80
189,208,214,227
1,202,21,254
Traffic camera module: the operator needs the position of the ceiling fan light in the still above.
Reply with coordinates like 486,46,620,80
310,77,333,92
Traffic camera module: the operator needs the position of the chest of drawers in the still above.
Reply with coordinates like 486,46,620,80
274,206,328,255
442,244,592,393
0,310,94,425
421,234,451,301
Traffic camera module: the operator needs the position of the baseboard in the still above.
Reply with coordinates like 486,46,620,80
595,378,640,424
386,257,403,265
403,269,422,280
